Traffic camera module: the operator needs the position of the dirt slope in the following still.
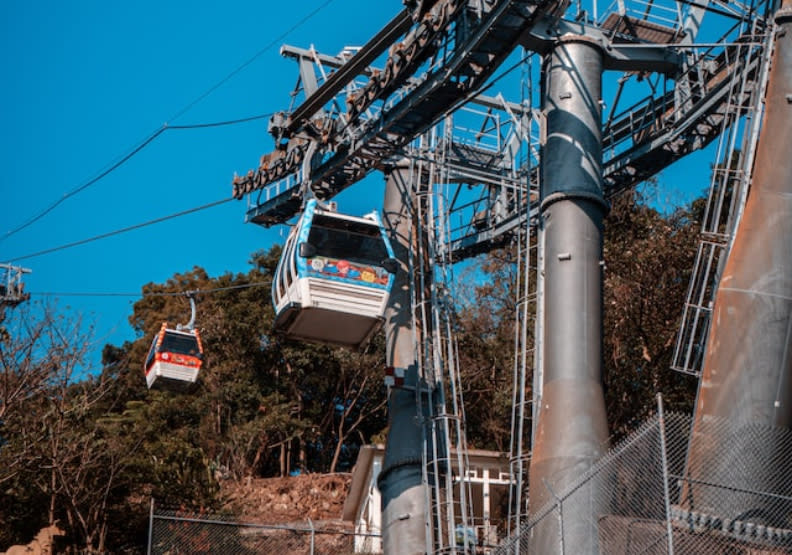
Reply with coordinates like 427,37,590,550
220,473,353,527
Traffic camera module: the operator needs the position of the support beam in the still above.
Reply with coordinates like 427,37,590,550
282,9,413,136
684,0,792,525
528,36,609,554
378,161,431,555
522,16,682,74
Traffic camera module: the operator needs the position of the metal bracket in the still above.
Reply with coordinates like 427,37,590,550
177,291,198,332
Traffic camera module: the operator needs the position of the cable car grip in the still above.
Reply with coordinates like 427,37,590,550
176,290,199,332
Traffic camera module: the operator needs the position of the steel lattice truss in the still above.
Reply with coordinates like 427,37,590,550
232,0,774,262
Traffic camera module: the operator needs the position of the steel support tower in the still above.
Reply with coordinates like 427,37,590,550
527,36,610,554
685,0,792,526
232,0,779,551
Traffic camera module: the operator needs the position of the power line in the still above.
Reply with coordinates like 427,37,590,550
1,112,273,243
3,46,529,265
166,0,339,123
166,112,275,130
4,197,233,263
3,0,339,243
1,129,165,243
31,281,270,298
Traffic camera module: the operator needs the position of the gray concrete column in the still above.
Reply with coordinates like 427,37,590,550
528,36,609,554
378,161,431,555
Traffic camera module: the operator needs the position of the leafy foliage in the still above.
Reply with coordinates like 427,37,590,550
456,188,699,448
0,192,702,551
603,189,699,435
0,246,387,551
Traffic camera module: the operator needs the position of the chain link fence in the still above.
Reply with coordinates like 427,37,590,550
148,406,792,554
496,405,792,554
147,509,380,554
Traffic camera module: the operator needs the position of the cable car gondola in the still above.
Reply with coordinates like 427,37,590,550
144,294,204,391
272,199,398,349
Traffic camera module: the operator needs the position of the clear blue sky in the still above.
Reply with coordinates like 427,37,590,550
0,1,398,362
1,0,713,370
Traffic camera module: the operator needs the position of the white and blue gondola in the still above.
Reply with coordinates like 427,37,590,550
272,199,398,349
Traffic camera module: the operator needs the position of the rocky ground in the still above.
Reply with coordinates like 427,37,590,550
1,525,64,555
219,472,353,527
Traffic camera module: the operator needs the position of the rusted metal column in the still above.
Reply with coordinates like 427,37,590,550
378,161,431,555
685,1,792,525
528,36,609,553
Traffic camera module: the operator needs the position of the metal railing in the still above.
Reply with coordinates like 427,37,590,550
671,28,774,377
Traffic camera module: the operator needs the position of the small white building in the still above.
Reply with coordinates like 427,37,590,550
342,445,514,553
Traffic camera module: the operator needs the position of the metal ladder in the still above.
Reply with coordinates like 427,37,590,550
671,20,775,376
409,126,476,554
506,197,538,539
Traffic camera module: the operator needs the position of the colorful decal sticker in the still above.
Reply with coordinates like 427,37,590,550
306,257,390,287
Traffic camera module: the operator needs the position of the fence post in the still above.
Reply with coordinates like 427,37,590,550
147,498,154,555
656,394,675,555
308,518,315,555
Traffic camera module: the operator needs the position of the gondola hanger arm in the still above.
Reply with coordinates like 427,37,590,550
177,290,199,332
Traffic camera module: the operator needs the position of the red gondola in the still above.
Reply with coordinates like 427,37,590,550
144,294,204,391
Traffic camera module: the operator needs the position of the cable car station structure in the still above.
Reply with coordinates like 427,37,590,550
233,0,791,552
0,263,31,309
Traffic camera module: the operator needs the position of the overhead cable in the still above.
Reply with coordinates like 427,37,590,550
1,112,273,243
4,197,233,263
31,281,270,298
3,0,338,243
166,0,339,123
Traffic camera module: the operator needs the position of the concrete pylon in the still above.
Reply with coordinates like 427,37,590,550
378,161,432,555
684,0,792,525
528,36,609,554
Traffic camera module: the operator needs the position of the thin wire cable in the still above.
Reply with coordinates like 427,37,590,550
166,0,338,123
442,51,532,121
167,112,274,130
4,197,233,263
1,129,165,242
32,281,270,298
1,112,273,243
3,0,338,243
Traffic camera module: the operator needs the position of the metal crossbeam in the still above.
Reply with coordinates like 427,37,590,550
232,0,567,217
234,0,769,265
281,9,414,138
